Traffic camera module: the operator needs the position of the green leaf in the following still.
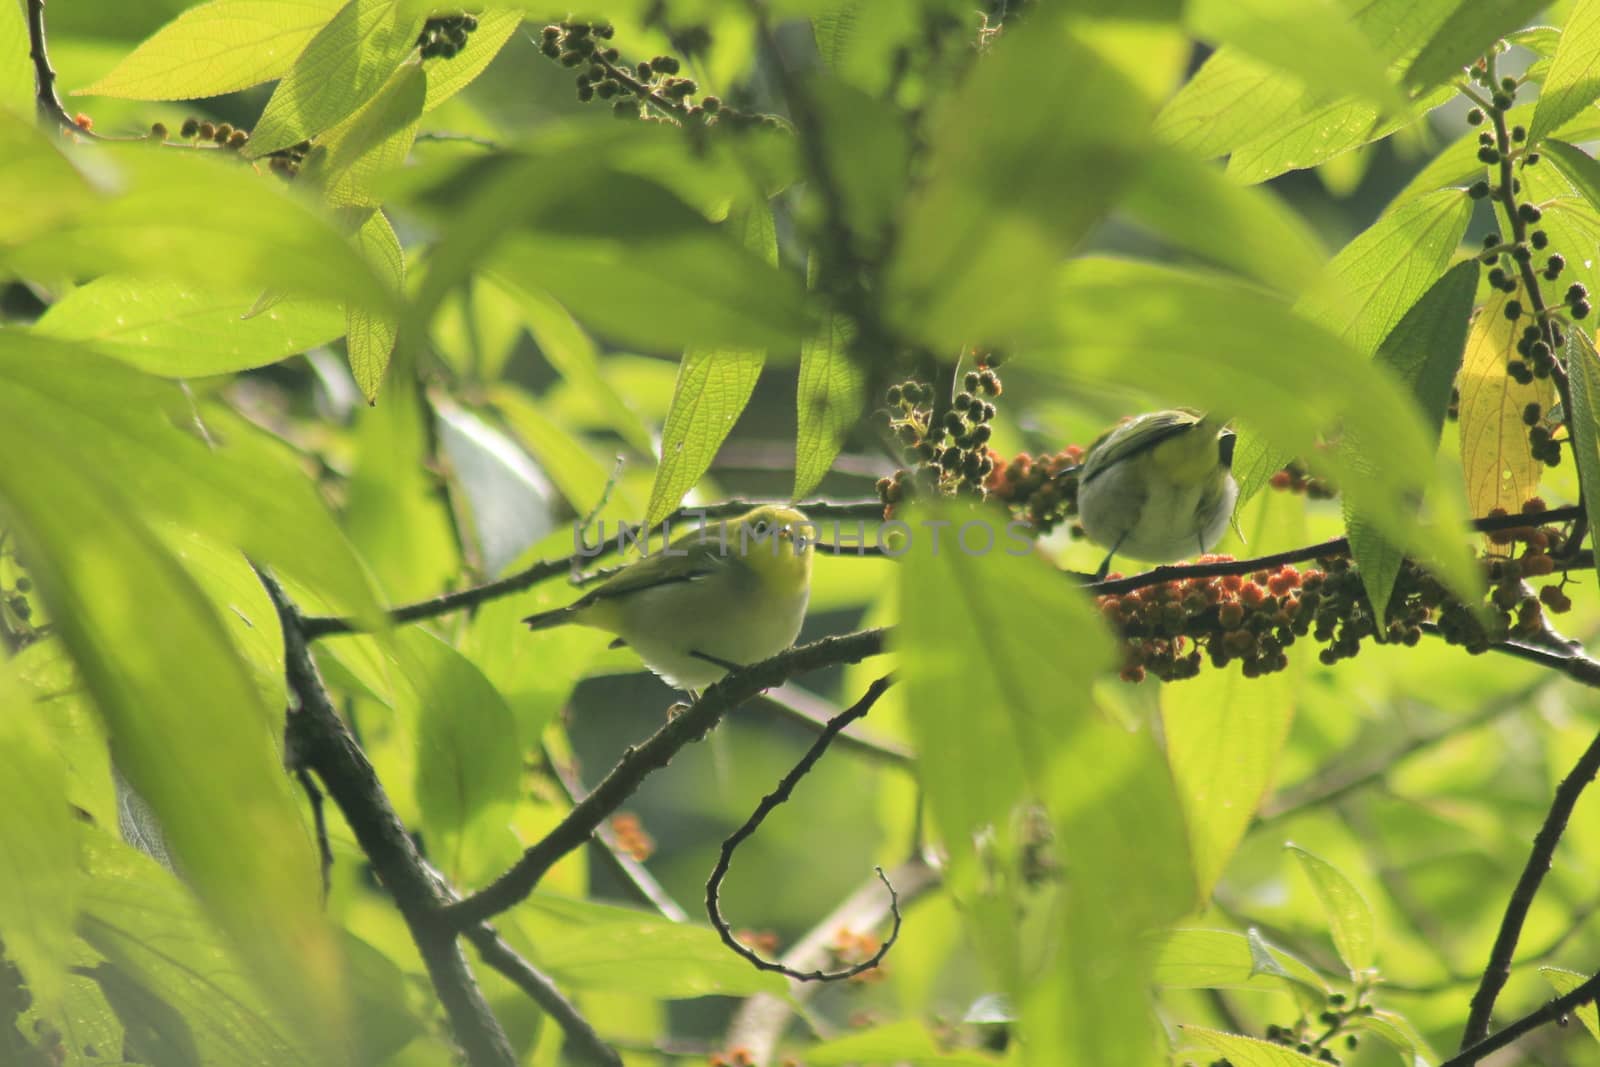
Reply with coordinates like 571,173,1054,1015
1154,929,1329,993
489,276,654,455
492,175,810,352
0,0,32,118
4,145,393,313
1286,843,1376,973
0,334,381,620
895,501,1116,861
1180,1026,1329,1066
1563,328,1600,599
515,894,787,998
1186,0,1410,120
33,276,343,377
1344,259,1478,616
1542,138,1600,210
0,363,343,1050
1403,0,1547,93
77,0,344,100
1353,1008,1440,1065
398,629,523,885
77,837,312,1065
811,79,912,254
1046,258,1482,609
794,313,864,500
0,706,79,1012
421,9,522,112
1540,967,1600,1040
644,348,764,527
1234,188,1472,503
302,60,424,211
1297,188,1474,357
1161,492,1299,898
489,384,630,517
1122,149,1327,292
804,1021,999,1066
246,0,428,156
1529,0,1600,144
1156,0,1457,175
886,18,1152,345
345,210,403,402
343,357,461,602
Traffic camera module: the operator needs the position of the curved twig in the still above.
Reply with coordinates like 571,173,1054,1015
706,676,900,981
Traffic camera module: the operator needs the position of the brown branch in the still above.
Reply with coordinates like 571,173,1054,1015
1084,504,1584,597
462,925,622,1067
706,676,900,981
299,498,885,638
723,855,941,1063
1442,968,1600,1067
257,567,519,1067
759,682,915,768
24,0,93,137
1460,716,1600,1046
545,744,691,923
439,628,891,930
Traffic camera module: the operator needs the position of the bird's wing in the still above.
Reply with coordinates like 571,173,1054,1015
1081,410,1202,484
579,548,726,605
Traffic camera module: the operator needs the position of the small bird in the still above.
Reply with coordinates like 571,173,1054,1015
1074,409,1237,578
524,504,813,692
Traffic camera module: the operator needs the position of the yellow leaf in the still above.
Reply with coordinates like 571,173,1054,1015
1458,289,1552,539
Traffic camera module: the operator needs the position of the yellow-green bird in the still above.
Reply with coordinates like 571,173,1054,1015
1075,409,1237,577
524,504,814,692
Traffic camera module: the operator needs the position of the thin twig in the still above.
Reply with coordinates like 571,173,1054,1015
1085,505,1584,597
462,925,623,1067
544,743,690,923
440,629,891,930
293,766,334,901
1460,721,1600,1046
299,498,885,638
759,682,915,768
257,567,520,1067
723,855,941,1064
24,0,94,137
1441,969,1600,1067
706,676,899,981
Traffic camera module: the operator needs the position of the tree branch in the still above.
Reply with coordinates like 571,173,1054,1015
1085,504,1584,597
706,676,900,981
440,628,891,930
257,567,520,1067
723,855,942,1064
299,498,885,638
462,925,622,1067
24,0,93,136
1460,719,1600,1047
545,742,691,923
1442,969,1600,1067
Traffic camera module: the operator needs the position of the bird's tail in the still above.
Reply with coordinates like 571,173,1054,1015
523,605,577,631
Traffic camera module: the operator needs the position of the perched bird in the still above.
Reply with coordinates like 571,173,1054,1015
524,504,813,692
1074,409,1237,578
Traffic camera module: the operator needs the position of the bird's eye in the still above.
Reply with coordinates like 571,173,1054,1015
753,519,770,535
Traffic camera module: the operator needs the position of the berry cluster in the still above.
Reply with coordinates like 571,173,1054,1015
1096,499,1573,683
170,117,250,152
608,812,655,862
1268,460,1337,499
1258,991,1369,1065
416,13,478,60
538,23,765,128
734,929,780,955
1096,557,1303,683
875,357,1004,517
983,446,1084,535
